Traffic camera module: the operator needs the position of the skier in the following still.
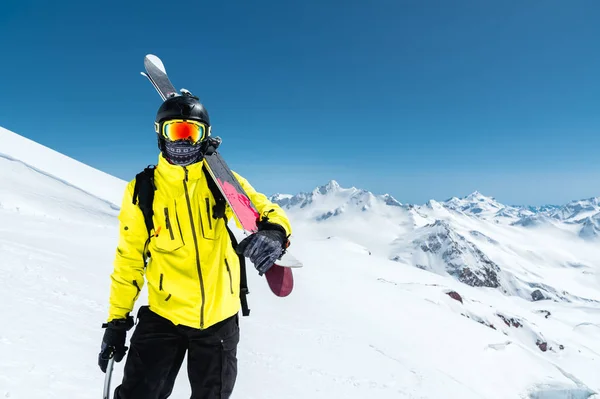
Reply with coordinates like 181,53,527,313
97,94,292,399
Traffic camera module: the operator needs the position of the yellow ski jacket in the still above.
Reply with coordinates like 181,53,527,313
107,154,292,329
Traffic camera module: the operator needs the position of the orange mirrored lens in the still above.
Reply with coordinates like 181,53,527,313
163,121,205,143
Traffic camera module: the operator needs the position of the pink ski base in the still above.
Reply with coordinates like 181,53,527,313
217,178,295,296
265,265,294,297
218,179,259,231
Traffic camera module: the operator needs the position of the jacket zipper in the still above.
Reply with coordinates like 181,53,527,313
164,207,175,240
174,200,185,244
225,258,234,294
205,198,213,230
183,167,206,329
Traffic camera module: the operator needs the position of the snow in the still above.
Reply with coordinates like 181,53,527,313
0,126,125,207
1,125,599,398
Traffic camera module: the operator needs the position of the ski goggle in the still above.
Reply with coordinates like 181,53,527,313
155,119,209,144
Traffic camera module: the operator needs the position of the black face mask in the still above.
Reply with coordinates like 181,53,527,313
163,140,204,166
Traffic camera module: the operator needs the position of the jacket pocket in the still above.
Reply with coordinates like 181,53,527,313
200,196,221,240
224,258,234,295
153,202,184,253
158,273,172,302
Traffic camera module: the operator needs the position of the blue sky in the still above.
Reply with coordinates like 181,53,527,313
1,0,599,205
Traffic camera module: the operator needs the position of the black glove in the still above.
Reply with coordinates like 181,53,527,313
98,315,134,373
202,136,222,156
236,227,286,275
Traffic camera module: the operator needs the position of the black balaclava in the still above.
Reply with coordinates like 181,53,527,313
163,139,204,166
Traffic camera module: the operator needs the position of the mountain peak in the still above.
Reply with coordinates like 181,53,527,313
316,180,342,195
443,191,504,218
382,193,402,207
464,191,494,201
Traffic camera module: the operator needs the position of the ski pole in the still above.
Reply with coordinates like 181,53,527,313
103,356,115,399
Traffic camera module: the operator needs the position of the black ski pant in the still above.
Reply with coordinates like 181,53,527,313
114,306,239,399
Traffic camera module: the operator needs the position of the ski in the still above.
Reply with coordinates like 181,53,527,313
143,55,178,99
141,54,299,297
201,148,296,296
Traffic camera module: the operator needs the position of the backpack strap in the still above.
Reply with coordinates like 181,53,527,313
203,166,251,317
132,165,157,237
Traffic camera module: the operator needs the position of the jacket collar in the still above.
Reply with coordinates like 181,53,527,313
156,153,206,182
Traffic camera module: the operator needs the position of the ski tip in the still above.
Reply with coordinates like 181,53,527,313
145,54,167,74
140,71,148,77
266,265,294,297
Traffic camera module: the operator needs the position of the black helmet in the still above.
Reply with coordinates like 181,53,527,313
155,93,210,126
155,94,212,162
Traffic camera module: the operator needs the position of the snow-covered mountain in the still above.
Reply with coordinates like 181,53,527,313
2,125,600,398
579,212,600,240
274,184,600,300
513,197,600,240
272,180,403,218
271,180,600,396
550,197,600,222
394,219,502,288
443,191,508,218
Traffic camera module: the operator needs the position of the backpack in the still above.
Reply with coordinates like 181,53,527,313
131,164,250,317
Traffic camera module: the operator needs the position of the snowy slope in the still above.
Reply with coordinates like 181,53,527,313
1,127,599,398
0,152,119,224
0,126,125,206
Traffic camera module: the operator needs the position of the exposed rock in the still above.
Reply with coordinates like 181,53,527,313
536,340,548,352
382,194,402,207
531,289,546,301
534,310,551,319
446,291,463,304
459,266,500,288
496,313,523,328
316,207,344,221
478,320,496,330
414,220,501,288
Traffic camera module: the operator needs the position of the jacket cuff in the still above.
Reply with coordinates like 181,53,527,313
103,315,135,331
257,220,288,238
